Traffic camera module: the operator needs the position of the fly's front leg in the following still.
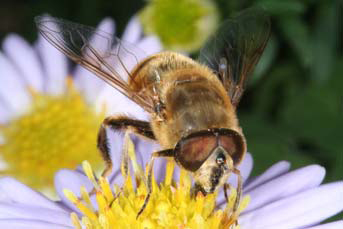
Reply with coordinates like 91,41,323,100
222,169,243,226
136,149,174,219
97,116,156,179
232,168,242,214
223,183,231,203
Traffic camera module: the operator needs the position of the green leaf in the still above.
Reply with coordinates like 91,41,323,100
278,16,312,68
252,63,299,116
310,2,337,83
254,0,306,15
240,115,319,176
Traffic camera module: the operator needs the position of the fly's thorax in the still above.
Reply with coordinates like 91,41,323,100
128,51,197,94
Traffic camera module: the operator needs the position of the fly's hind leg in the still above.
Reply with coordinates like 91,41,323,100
97,115,156,180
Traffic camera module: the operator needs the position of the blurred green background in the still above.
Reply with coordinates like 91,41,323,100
0,0,342,220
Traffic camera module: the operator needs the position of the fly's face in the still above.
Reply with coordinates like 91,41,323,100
192,146,233,194
173,128,246,196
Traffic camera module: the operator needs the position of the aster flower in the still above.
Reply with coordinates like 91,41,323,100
139,0,219,52
0,16,162,194
0,134,341,228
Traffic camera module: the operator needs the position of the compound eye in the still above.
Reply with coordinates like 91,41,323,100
216,152,226,165
174,135,217,172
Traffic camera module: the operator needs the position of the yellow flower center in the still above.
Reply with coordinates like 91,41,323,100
0,79,104,193
65,139,249,228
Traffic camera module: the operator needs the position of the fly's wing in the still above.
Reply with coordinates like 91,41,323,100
198,8,270,107
35,15,154,112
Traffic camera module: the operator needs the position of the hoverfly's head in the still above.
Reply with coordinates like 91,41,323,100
174,128,246,196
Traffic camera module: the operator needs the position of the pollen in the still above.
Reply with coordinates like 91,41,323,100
66,143,249,229
0,79,104,193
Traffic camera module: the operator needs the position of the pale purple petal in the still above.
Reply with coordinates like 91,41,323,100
0,51,31,117
97,17,117,35
73,18,116,105
132,135,160,167
121,16,141,43
0,103,11,124
244,165,326,212
0,177,64,211
106,123,156,186
109,131,180,183
108,133,167,184
95,85,149,120
54,169,93,212
234,153,253,184
137,36,163,55
106,129,126,186
154,158,180,183
35,34,68,96
107,129,125,170
2,34,44,92
130,135,174,183
0,203,71,225
239,182,343,229
0,219,72,229
306,221,343,229
244,161,291,192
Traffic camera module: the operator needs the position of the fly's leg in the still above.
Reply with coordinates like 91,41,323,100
120,131,131,181
97,115,156,179
224,169,243,226
231,168,243,226
232,168,242,216
221,169,243,227
136,154,155,219
83,116,156,198
136,149,174,219
223,183,231,203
